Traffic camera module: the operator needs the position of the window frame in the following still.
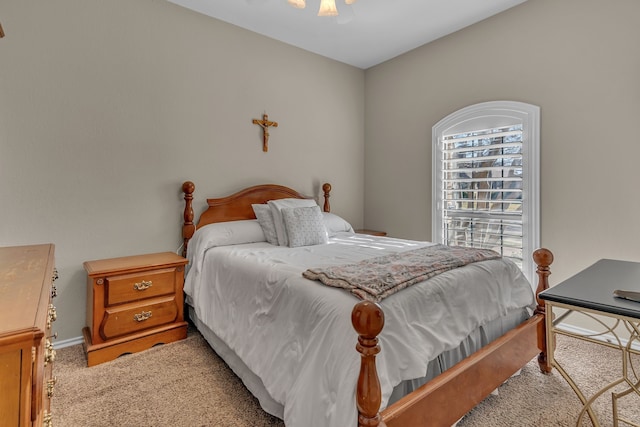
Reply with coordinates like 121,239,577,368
432,101,540,285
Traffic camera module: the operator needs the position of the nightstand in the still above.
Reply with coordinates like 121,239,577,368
82,252,188,366
355,229,387,237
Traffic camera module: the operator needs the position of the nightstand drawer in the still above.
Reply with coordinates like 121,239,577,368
105,268,176,306
100,297,178,340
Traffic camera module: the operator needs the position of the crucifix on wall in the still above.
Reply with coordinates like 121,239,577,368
252,113,278,152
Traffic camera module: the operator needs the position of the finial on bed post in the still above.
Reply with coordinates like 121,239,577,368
182,181,196,258
352,301,386,427
533,248,554,373
322,183,331,213
533,248,553,314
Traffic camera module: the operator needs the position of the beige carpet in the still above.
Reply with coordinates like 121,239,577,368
52,330,639,427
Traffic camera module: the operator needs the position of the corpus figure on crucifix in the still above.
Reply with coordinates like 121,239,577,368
252,113,278,152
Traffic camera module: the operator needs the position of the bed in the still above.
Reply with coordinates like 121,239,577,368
180,181,553,427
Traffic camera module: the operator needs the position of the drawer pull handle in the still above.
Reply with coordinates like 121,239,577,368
133,280,153,291
46,376,57,398
48,304,57,321
133,310,152,322
47,304,57,329
43,410,53,427
45,339,56,366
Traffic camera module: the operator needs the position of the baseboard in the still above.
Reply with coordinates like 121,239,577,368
53,335,84,350
557,322,640,352
54,323,638,352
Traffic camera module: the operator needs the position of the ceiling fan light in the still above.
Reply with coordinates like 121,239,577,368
344,0,356,4
318,0,338,16
288,0,306,9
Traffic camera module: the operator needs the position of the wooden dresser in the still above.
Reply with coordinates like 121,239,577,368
82,252,188,367
0,244,58,427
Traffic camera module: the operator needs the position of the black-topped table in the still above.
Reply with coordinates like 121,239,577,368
540,259,640,427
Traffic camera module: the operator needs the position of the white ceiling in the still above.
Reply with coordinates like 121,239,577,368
167,0,527,69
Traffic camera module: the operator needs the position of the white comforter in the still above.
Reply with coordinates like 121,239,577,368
184,223,534,427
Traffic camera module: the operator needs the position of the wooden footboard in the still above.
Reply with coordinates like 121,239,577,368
352,248,554,427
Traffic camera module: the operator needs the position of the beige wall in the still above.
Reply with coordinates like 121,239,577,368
4,0,639,343
364,0,640,284
0,0,364,341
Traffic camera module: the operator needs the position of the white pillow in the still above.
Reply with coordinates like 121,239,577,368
252,204,279,245
322,212,355,237
184,219,266,297
268,198,319,246
282,206,328,248
186,219,266,267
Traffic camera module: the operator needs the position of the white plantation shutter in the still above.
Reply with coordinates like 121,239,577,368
432,102,539,284
441,126,524,257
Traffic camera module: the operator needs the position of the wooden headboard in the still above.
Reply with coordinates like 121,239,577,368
181,181,332,257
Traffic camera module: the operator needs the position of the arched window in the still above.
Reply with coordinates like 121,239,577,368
432,101,540,284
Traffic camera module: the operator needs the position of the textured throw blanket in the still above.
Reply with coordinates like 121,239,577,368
302,244,501,302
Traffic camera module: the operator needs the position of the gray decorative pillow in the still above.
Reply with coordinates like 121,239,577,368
268,198,319,246
252,204,279,245
282,205,329,248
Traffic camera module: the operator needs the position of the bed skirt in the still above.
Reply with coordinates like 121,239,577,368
187,304,530,420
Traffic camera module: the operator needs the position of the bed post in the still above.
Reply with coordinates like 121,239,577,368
533,248,554,373
352,301,387,427
182,181,196,258
322,183,331,213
